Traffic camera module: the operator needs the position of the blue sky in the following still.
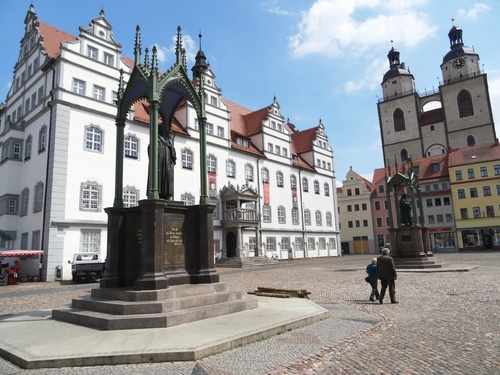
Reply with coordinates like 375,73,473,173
1,0,499,185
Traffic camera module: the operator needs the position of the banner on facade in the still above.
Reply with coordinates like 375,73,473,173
208,172,217,203
263,182,270,205
291,187,297,208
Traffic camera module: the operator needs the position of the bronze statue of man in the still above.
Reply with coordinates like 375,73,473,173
149,125,176,200
400,193,412,226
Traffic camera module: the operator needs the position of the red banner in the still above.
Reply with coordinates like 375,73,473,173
208,172,217,198
263,182,270,205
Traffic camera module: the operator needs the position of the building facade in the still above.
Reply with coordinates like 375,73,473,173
448,142,500,250
337,167,374,254
0,6,340,280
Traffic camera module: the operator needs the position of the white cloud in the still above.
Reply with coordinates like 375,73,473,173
261,0,293,16
153,34,197,67
458,3,490,20
343,57,387,93
290,0,436,58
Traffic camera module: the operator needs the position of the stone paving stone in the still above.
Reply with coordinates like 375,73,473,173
0,252,498,374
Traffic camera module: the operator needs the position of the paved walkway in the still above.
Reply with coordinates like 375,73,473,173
0,252,498,374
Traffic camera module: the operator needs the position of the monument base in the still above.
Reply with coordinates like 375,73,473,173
389,226,441,269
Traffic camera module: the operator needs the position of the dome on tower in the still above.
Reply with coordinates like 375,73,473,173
382,44,412,83
442,23,476,63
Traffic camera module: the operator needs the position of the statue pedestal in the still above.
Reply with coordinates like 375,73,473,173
101,200,219,289
389,226,432,258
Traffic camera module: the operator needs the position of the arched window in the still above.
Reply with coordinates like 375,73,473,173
226,159,236,178
304,209,311,225
124,134,139,158
393,108,405,132
85,126,103,152
400,148,409,162
80,181,102,211
261,167,269,183
276,171,284,187
181,192,195,206
324,183,330,196
277,206,286,224
207,154,217,173
25,136,32,160
123,186,139,207
314,180,320,194
466,135,476,147
458,90,474,118
245,163,253,181
302,177,309,192
181,148,193,169
290,174,297,188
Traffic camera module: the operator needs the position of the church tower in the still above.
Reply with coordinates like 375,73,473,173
377,42,421,166
439,19,496,148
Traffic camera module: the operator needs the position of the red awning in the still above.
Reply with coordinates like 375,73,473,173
0,250,44,257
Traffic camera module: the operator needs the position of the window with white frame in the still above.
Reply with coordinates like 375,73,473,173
217,126,224,138
249,237,256,252
307,237,315,250
315,210,322,226
206,122,213,135
282,148,288,157
292,208,299,225
20,188,29,217
276,171,284,187
87,46,98,60
211,96,218,107
329,238,336,250
103,52,114,66
39,126,46,152
266,237,276,252
207,154,217,173
314,180,320,194
262,168,269,183
236,137,249,147
13,142,22,160
263,204,271,222
80,229,101,252
302,177,309,192
245,163,254,181
324,183,330,196
123,186,139,208
93,85,105,101
182,148,193,169
31,92,37,109
33,181,43,213
80,181,102,211
281,237,290,252
318,237,326,250
73,78,86,95
304,209,311,225
290,174,297,188
275,145,281,155
267,143,273,153
326,211,332,227
85,126,103,152
181,193,195,206
295,237,304,251
31,230,40,250
277,205,286,224
124,135,138,158
38,86,44,103
25,136,32,160
112,91,118,105
226,159,236,178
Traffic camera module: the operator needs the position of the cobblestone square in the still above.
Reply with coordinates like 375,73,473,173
0,252,498,374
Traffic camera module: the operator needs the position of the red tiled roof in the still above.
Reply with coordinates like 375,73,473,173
133,99,188,135
38,21,78,59
222,99,253,136
419,108,444,126
448,141,500,167
230,131,265,157
121,56,134,69
291,127,317,154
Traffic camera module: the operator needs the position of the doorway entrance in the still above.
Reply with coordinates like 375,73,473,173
226,232,237,257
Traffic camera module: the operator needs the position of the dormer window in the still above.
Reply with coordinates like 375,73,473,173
236,137,249,147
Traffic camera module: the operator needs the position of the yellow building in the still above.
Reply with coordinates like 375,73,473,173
448,141,500,250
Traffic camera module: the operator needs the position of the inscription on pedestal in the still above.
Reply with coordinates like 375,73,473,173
163,218,185,270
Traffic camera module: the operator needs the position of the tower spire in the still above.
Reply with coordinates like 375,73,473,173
191,30,208,79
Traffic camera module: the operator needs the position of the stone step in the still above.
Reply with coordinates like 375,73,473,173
71,289,243,315
216,256,280,268
52,296,258,330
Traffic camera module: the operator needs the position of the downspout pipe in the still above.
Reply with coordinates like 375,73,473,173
298,168,307,258
40,59,56,281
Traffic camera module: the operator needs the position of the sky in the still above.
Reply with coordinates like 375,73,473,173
1,0,499,185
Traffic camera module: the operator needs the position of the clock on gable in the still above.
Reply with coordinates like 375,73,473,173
452,58,465,69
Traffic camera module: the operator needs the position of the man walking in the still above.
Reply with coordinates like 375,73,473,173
377,248,398,304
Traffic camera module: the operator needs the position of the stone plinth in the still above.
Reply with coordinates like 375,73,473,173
389,226,432,258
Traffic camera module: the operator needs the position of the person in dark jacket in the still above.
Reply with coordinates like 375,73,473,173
377,248,398,304
366,258,380,302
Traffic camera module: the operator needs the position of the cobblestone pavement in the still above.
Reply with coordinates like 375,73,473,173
0,252,498,374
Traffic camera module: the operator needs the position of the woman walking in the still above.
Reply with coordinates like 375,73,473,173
366,258,380,302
